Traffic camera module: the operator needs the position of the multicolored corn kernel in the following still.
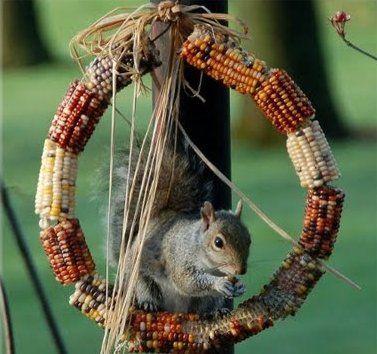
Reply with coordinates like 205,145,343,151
35,139,77,220
40,219,95,284
286,120,340,188
48,81,107,153
84,39,161,101
299,186,345,259
253,69,315,133
180,25,269,95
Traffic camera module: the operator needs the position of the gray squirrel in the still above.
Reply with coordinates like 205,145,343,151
107,143,252,314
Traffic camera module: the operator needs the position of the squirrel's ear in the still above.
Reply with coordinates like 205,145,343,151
235,200,243,218
200,201,216,230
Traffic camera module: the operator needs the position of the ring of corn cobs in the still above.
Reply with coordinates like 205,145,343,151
35,24,346,353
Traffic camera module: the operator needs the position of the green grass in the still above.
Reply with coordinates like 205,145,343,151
2,1,377,353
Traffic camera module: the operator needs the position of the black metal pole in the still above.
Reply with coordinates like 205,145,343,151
178,1,231,211
151,0,231,211
1,181,68,354
179,0,231,211
151,1,232,353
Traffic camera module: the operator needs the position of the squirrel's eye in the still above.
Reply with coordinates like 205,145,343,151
214,237,224,249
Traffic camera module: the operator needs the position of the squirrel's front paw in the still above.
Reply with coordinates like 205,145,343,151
232,278,246,297
214,277,246,298
214,278,236,298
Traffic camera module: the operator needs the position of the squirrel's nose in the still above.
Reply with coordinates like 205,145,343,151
235,265,247,275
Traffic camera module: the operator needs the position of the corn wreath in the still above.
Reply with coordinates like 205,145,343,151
34,1,351,353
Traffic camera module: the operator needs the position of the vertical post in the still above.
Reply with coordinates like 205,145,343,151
151,0,231,209
151,1,232,353
178,0,231,211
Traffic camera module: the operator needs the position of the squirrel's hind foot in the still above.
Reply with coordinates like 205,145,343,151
200,307,231,321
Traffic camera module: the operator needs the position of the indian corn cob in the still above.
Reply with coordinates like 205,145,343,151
48,40,160,153
69,273,114,325
287,120,340,188
35,139,78,222
40,219,95,285
253,69,315,133
85,44,161,101
180,25,268,96
299,186,345,259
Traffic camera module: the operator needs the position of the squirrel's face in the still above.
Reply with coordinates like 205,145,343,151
200,201,251,276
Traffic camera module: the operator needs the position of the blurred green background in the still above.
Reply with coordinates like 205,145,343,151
2,1,376,353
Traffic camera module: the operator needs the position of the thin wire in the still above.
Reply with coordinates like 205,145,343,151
113,105,142,147
1,181,68,354
0,276,15,354
150,22,172,42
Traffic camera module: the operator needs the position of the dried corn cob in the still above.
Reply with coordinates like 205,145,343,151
40,219,95,284
253,69,315,133
66,93,106,153
252,247,324,320
85,56,131,100
35,139,54,220
180,25,269,95
48,81,107,153
299,186,345,259
69,273,113,325
48,41,160,153
287,120,340,188
35,139,77,221
84,40,161,101
48,81,90,145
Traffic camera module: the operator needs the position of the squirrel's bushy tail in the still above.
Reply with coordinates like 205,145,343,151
108,143,211,264
152,144,212,215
